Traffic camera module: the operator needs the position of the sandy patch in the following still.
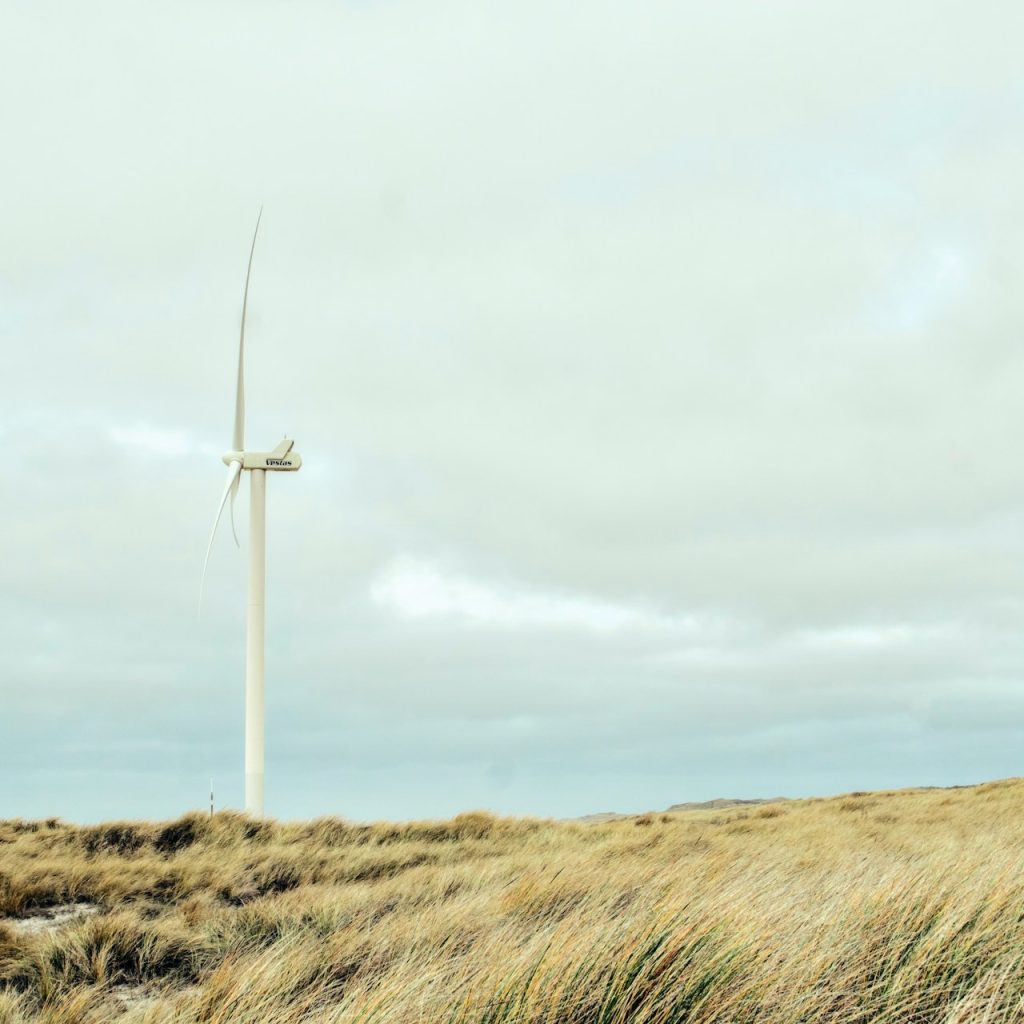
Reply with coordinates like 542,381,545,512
106,983,202,1013
5,902,99,935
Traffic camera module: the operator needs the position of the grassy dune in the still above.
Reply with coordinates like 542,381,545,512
1,780,1024,1022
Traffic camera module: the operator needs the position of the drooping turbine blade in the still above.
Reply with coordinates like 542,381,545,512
233,207,262,452
200,459,243,612
228,469,241,547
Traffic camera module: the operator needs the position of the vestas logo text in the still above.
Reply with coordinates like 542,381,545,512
266,459,293,467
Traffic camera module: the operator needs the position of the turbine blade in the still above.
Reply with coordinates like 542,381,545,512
233,207,262,452
228,468,241,547
200,460,243,614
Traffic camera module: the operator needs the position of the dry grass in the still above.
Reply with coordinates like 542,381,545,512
1,782,1024,1022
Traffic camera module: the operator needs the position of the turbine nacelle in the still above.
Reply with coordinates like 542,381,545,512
222,439,302,472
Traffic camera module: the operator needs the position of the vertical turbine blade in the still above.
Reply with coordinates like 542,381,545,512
234,207,262,452
200,459,244,613
228,468,241,547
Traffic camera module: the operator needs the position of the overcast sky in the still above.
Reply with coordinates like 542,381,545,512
2,1,1023,823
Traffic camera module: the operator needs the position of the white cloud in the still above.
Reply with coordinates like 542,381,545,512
793,623,956,650
106,423,222,460
369,557,699,633
107,424,193,458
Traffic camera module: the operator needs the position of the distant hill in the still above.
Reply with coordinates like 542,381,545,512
666,797,788,813
577,796,788,823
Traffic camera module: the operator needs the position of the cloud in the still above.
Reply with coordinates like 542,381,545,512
369,557,700,633
2,0,1023,821
107,424,197,459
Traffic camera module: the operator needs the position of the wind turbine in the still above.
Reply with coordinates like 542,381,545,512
202,211,301,818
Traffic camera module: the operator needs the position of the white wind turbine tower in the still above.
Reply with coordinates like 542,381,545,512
202,211,301,818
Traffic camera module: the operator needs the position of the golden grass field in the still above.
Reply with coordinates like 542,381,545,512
2,779,1024,1023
